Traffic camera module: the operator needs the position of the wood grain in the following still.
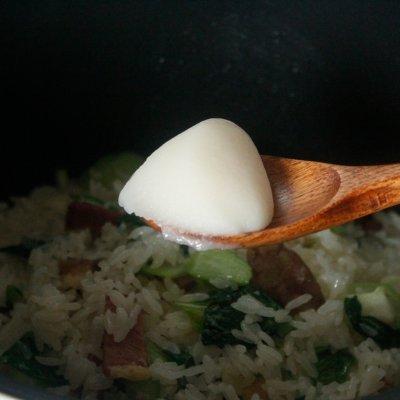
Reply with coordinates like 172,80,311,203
148,156,400,248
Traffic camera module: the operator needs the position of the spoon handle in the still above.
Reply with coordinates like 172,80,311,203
325,163,400,222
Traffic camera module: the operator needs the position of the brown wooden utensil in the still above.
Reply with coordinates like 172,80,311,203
147,156,400,248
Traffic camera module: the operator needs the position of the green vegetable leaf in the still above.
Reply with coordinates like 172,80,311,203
146,341,193,367
1,239,46,258
344,296,400,349
180,287,243,339
116,213,145,228
315,345,331,358
207,286,244,305
259,318,294,339
0,333,66,387
247,287,281,311
124,379,161,400
84,152,144,189
357,316,400,348
345,296,362,323
206,285,271,305
175,302,206,331
201,285,291,347
6,285,23,309
146,342,167,363
315,348,355,384
164,349,193,367
349,282,380,295
245,286,292,339
201,303,245,347
180,245,190,256
330,226,347,235
281,368,294,381
186,250,252,286
141,262,186,279
350,280,400,325
143,250,252,286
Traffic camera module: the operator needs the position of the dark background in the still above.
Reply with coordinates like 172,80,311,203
2,0,400,199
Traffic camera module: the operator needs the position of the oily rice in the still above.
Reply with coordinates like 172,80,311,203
0,183,400,400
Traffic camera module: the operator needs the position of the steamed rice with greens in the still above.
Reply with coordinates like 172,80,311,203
1,153,400,400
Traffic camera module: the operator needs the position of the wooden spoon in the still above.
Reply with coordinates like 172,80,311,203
147,156,400,248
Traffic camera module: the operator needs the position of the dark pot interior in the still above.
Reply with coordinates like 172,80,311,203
2,1,400,399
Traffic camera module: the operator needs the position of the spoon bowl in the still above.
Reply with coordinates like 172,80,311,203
263,156,341,227
148,156,400,248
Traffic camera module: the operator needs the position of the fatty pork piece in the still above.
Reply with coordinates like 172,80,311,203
102,298,150,381
58,258,97,289
248,244,324,312
66,201,123,237
241,379,269,400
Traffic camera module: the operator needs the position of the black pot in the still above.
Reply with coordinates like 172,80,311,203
2,1,400,399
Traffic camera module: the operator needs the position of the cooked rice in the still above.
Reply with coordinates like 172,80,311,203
1,183,400,400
